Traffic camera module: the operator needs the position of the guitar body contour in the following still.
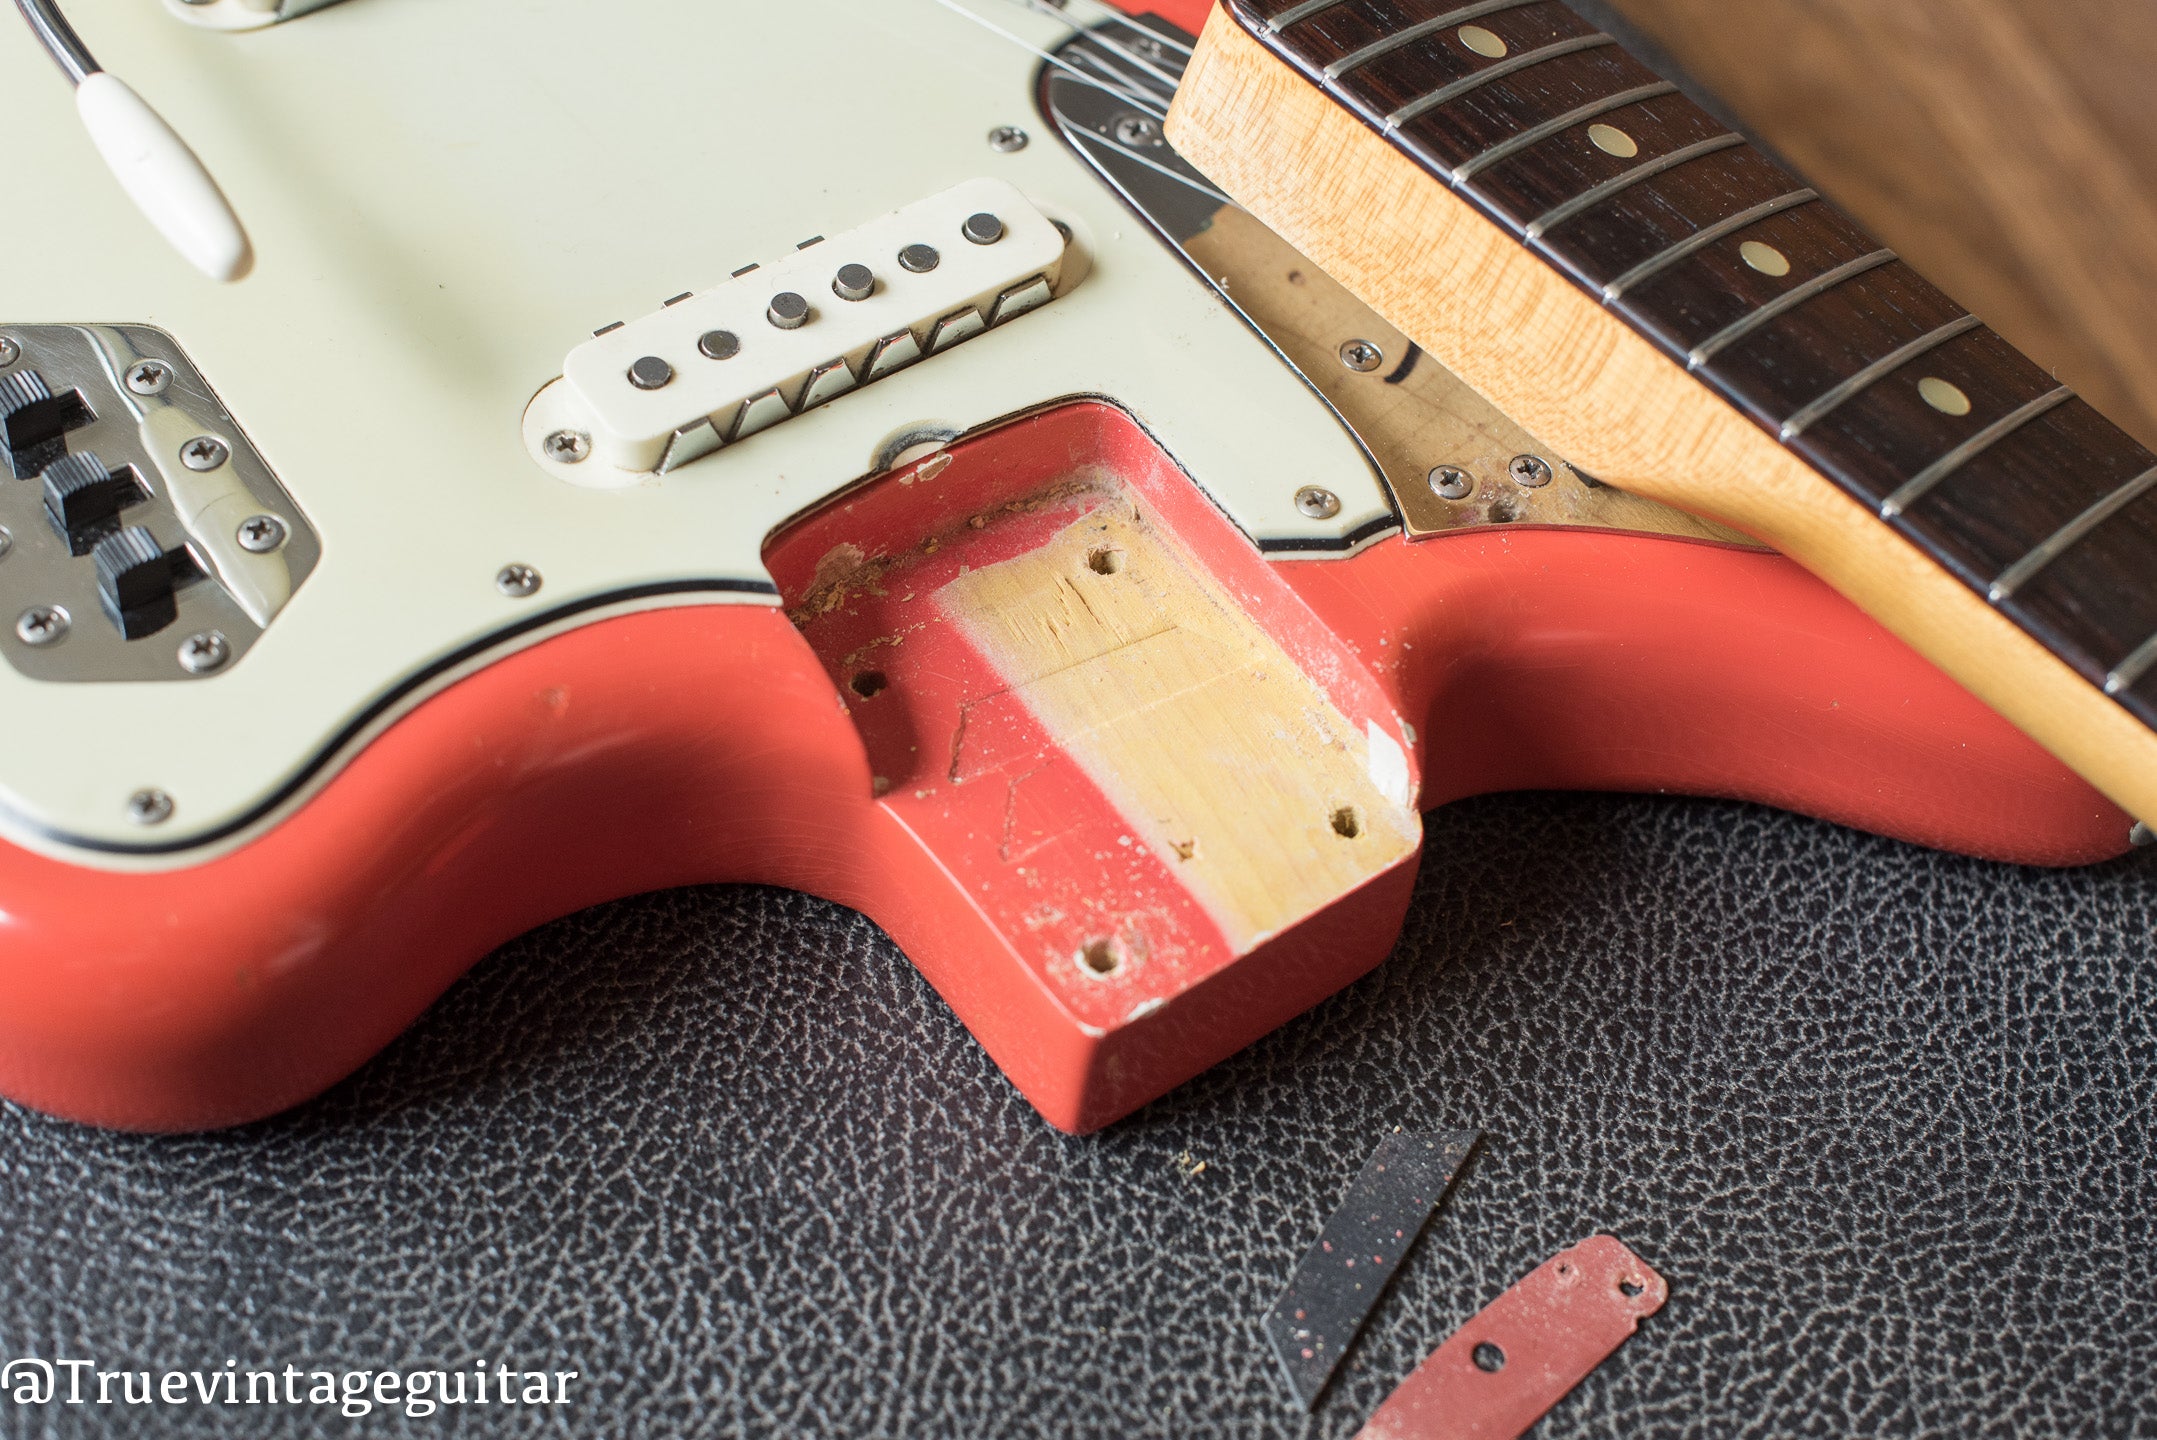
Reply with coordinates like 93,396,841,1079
0,0,2133,1135
0,402,2121,1134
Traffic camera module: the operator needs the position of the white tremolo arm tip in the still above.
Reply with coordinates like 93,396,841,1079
75,71,252,283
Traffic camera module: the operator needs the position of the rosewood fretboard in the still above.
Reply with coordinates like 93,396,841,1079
1234,0,2157,729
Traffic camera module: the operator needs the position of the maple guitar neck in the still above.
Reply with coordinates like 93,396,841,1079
1166,0,2157,825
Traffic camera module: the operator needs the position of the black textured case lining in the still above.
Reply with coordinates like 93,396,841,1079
3,792,2153,1438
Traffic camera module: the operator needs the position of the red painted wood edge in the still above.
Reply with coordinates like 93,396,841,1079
0,402,2126,1134
1357,1235,1667,1440
1099,0,1216,37
1278,526,2127,866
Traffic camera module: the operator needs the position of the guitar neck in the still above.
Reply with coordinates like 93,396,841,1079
1168,0,2157,824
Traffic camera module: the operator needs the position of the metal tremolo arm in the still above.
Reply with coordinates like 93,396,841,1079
13,0,252,282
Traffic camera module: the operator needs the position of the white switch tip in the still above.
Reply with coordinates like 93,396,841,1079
76,72,253,283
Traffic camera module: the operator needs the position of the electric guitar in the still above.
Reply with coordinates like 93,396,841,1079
0,0,2141,1135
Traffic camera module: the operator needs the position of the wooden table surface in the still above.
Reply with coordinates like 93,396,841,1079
1596,0,2157,452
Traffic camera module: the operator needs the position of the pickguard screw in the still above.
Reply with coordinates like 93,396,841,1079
988,125,1029,153
0,336,17,367
2133,821,2153,848
180,435,230,472
1429,465,1473,500
126,788,174,826
1509,454,1554,487
178,630,231,675
1113,114,1161,147
15,605,67,646
0,526,11,560
1296,486,1342,520
496,563,542,599
125,360,173,396
236,514,287,553
543,429,591,464
1339,339,1384,372
1130,35,1167,59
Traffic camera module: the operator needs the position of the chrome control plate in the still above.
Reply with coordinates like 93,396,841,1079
0,325,319,684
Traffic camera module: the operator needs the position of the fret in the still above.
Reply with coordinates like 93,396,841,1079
1686,249,1896,370
1600,189,1818,301
1989,465,2157,603
1266,0,1352,33
1324,0,1541,79
1778,314,1983,442
1502,140,1798,293
1523,132,1744,241
1450,80,1678,183
1385,32,1616,130
1886,395,2156,589
2107,632,2157,697
1880,386,2074,518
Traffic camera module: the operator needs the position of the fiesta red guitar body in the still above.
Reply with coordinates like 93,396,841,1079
0,401,2124,1135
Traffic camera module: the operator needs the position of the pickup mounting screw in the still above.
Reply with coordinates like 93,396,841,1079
180,435,230,472
831,265,875,302
126,788,174,826
126,360,173,396
15,605,67,646
698,331,740,361
1113,114,1161,147
495,563,542,599
1339,339,1383,372
766,292,811,329
898,244,941,274
542,430,591,464
962,212,1006,246
1509,454,1554,488
1429,465,1473,500
628,355,674,389
236,514,287,552
0,336,17,367
178,630,231,675
988,125,1029,153
1296,486,1342,520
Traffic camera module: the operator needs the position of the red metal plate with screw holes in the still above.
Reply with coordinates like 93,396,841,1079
1357,1235,1667,1440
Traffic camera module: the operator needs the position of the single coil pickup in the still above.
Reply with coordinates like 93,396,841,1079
560,178,1067,474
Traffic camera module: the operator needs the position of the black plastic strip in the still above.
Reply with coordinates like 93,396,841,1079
1261,1128,1480,1408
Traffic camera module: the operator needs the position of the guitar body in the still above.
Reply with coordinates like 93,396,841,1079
0,0,2127,1133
